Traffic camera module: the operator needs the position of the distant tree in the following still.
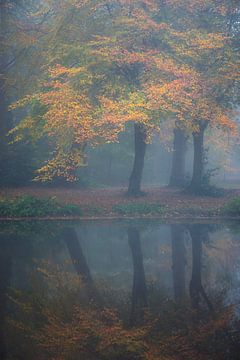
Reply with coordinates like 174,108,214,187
0,0,52,186
169,127,188,187
150,1,240,192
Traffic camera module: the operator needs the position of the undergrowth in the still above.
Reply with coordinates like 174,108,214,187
222,197,240,216
113,202,164,215
0,195,82,217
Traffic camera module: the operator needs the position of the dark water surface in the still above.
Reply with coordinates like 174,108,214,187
0,220,240,359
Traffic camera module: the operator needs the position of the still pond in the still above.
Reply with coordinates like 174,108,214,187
0,220,240,359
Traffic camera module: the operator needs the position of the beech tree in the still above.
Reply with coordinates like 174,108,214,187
168,127,188,187
166,0,240,193
8,0,240,194
10,0,196,187
99,0,239,194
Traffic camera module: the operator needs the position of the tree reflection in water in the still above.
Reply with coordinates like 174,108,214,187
128,227,148,325
62,227,102,304
171,224,186,304
0,235,12,359
0,222,239,359
188,225,214,313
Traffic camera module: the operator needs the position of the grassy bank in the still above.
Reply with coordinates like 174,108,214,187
0,187,240,219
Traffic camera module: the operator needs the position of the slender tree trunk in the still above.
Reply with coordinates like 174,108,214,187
127,123,147,196
171,225,186,303
107,154,112,184
169,128,187,187
189,122,207,192
128,227,148,325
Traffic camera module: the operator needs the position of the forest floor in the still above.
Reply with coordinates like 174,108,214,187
1,186,240,219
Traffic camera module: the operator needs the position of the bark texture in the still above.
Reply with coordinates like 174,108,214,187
127,123,147,196
169,128,187,187
190,121,208,192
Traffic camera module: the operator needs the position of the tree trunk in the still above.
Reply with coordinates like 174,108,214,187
190,122,207,192
171,225,186,303
127,123,147,196
107,154,112,184
169,128,187,187
128,227,148,325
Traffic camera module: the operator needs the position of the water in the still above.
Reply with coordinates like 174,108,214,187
0,220,240,359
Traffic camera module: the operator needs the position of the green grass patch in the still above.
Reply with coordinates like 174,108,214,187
84,206,104,216
113,202,164,215
222,197,240,216
0,195,82,217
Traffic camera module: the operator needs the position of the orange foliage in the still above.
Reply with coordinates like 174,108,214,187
9,0,239,180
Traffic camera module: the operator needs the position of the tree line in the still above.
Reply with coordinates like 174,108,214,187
1,0,240,194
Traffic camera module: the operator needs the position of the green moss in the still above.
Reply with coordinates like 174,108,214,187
84,206,104,216
222,197,240,216
113,202,164,215
0,195,82,217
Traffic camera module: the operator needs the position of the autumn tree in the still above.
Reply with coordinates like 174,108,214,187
5,2,179,186
166,0,240,193
9,0,143,182
8,0,240,194
99,0,239,194
97,1,212,195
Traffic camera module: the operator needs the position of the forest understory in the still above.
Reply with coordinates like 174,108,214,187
1,186,240,220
